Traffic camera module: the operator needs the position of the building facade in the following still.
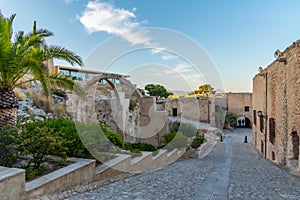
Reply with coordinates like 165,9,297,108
252,40,300,174
226,93,252,128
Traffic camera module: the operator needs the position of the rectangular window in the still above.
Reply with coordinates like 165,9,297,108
253,110,257,125
244,106,250,112
260,116,264,133
269,118,275,144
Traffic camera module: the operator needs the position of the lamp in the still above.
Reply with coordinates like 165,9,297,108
257,110,267,118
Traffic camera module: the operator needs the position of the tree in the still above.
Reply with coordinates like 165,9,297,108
144,84,173,98
194,84,216,95
0,13,84,129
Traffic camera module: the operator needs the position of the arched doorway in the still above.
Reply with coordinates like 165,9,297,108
236,116,251,128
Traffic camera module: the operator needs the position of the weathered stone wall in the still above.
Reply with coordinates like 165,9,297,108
66,78,168,146
164,98,210,123
139,97,168,146
252,40,300,174
226,93,253,127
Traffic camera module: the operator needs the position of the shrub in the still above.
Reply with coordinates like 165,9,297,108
0,126,20,167
14,88,26,100
191,136,206,149
77,123,111,156
178,123,197,138
18,126,67,169
169,132,188,149
163,131,177,144
100,124,123,148
225,113,237,129
170,122,197,138
123,142,157,152
165,132,188,151
170,122,180,132
23,118,91,158
129,98,137,111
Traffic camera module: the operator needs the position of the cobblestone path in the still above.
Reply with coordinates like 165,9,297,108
68,129,300,200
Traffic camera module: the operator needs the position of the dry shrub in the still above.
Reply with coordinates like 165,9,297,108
31,91,53,112
14,88,27,100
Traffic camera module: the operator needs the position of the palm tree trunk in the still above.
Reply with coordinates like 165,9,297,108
0,88,19,129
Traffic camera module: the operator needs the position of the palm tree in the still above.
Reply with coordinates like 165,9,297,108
0,13,84,129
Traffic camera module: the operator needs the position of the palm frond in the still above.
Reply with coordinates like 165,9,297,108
44,45,83,67
47,74,85,98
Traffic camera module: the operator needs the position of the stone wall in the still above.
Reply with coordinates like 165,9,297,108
226,93,252,127
164,98,211,123
66,77,168,146
252,40,300,174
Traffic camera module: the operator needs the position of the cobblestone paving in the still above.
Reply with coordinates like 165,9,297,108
67,129,300,200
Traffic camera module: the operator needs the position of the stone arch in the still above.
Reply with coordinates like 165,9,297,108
236,116,251,128
82,74,143,141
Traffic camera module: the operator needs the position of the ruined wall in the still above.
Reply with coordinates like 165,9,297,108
252,40,300,174
139,97,168,146
226,93,253,127
227,93,252,117
164,98,210,123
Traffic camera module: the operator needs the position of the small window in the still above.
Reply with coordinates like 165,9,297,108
253,110,257,125
272,152,275,160
260,116,264,133
244,106,250,112
269,118,275,144
172,108,177,117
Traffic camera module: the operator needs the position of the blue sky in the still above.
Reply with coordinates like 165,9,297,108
1,0,300,93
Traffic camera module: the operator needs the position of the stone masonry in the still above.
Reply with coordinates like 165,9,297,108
252,40,300,174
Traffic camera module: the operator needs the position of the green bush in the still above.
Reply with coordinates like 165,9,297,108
76,123,110,155
178,123,197,138
165,132,188,151
170,122,180,132
170,122,197,138
25,166,46,181
100,124,123,148
191,136,206,149
0,126,20,167
18,126,67,169
22,118,91,158
123,142,157,152
225,113,237,129
163,131,177,144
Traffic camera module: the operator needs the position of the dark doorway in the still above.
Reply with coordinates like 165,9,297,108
172,108,177,117
291,131,299,160
245,117,251,128
236,117,251,128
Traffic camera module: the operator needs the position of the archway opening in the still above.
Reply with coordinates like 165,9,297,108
236,116,251,128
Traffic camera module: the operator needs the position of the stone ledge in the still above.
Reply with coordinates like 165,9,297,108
25,158,95,199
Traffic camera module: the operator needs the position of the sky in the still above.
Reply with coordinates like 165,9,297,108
1,0,300,93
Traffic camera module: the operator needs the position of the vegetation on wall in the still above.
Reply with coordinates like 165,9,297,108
144,84,173,98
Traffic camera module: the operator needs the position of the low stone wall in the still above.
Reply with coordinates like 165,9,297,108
0,148,186,199
25,158,96,199
0,167,25,200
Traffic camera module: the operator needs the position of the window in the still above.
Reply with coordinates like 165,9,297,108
172,108,177,117
244,106,250,112
272,152,275,160
260,116,264,133
253,110,257,125
269,118,275,144
291,132,299,160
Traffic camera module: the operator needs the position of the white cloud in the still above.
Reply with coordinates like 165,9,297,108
79,1,175,60
79,1,140,34
161,53,176,60
78,1,159,48
164,63,192,75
